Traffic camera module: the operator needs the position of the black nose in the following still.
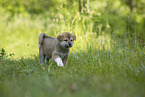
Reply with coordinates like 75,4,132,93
69,43,72,46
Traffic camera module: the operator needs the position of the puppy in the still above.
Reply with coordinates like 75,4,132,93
38,32,76,67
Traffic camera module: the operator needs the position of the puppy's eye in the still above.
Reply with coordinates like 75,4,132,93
64,39,68,41
70,39,73,41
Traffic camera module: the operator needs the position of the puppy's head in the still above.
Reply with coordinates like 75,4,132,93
57,32,76,49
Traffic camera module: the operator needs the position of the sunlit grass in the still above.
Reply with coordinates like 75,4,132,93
0,11,113,58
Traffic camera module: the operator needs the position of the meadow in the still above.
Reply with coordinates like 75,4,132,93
0,0,145,97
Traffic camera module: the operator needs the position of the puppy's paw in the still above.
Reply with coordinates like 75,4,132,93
54,57,64,67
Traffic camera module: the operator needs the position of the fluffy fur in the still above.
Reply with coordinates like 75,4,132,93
38,32,76,67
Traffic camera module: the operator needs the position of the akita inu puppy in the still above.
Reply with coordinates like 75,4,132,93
38,32,76,67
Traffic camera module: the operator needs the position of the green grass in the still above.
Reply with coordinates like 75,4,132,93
0,44,144,97
0,1,145,97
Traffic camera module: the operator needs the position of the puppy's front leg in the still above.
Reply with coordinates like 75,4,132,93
63,55,69,66
54,57,64,67
52,53,64,67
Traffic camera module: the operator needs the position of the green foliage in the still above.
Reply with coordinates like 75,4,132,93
0,48,14,59
0,0,57,15
0,0,144,41
0,48,5,59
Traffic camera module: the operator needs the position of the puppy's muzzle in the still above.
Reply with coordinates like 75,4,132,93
68,43,72,47
65,42,72,48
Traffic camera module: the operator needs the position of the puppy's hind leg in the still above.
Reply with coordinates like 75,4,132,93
45,56,50,63
39,54,45,65
39,47,45,65
38,33,47,65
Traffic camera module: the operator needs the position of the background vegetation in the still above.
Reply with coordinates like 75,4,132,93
0,0,145,97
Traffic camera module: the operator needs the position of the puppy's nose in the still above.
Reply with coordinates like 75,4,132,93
68,43,72,46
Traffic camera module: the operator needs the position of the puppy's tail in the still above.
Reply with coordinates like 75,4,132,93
38,33,48,48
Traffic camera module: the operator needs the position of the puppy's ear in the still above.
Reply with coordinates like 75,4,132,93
72,34,76,41
57,34,64,41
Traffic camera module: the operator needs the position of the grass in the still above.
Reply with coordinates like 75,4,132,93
0,44,144,97
0,1,145,97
